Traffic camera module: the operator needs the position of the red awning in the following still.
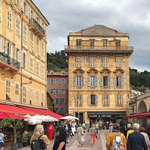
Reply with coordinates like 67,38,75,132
0,112,29,119
0,104,36,115
123,112,150,119
123,115,131,119
18,106,63,119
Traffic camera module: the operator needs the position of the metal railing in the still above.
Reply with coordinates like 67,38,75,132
29,18,45,35
0,52,20,69
65,45,133,50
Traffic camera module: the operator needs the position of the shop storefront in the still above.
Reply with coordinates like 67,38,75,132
88,111,126,123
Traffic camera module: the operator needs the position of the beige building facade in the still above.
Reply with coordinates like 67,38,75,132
65,25,133,124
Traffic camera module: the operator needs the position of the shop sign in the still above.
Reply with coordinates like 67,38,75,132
89,115,97,118
89,114,112,118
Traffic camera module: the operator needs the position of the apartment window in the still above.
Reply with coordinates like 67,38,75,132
47,79,51,85
61,89,65,94
117,95,122,106
6,80,10,100
116,57,121,67
41,92,44,106
14,47,19,61
15,84,19,102
56,79,59,85
23,53,26,69
55,89,59,94
30,88,33,105
36,38,39,52
23,25,27,41
76,39,81,46
23,86,26,103
61,98,66,104
16,20,20,35
7,11,12,28
5,41,11,57
30,58,33,72
114,76,124,87
90,57,95,67
116,40,121,47
77,95,82,106
42,43,44,55
51,79,53,84
103,39,107,47
76,57,81,67
88,76,98,87
103,57,108,67
101,76,111,87
56,98,60,104
74,76,84,87
77,76,81,87
36,62,39,76
1,37,4,52
88,95,98,105
36,91,39,105
42,65,44,78
30,32,33,47
103,95,109,106
62,79,65,85
90,39,95,47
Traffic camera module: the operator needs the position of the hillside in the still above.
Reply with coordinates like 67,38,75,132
47,51,150,92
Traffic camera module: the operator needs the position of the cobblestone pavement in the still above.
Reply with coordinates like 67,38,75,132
3,130,109,150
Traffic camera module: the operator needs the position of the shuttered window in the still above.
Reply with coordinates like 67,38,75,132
15,84,19,102
36,38,39,52
62,79,66,85
36,90,39,105
6,80,10,95
88,95,98,105
74,76,84,87
30,32,33,47
103,39,107,47
41,65,44,78
88,76,98,87
61,89,65,94
42,43,44,55
41,92,44,106
76,39,81,46
61,98,66,104
116,57,121,67
103,95,109,106
5,41,11,57
103,57,108,67
23,53,26,69
90,39,95,47
30,58,33,72
77,95,82,106
7,11,12,28
117,95,122,106
36,61,39,76
55,89,59,94
14,47,19,61
90,57,95,67
56,79,59,85
23,86,26,103
16,20,20,36
76,57,81,67
114,76,124,87
23,25,27,41
116,40,121,47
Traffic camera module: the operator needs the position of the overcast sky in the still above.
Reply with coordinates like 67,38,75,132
33,0,150,71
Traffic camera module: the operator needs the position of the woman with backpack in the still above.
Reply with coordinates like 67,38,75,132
53,127,66,150
106,122,126,150
30,124,50,150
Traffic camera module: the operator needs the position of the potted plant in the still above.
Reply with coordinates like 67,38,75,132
16,135,22,148
22,136,28,147
0,117,23,150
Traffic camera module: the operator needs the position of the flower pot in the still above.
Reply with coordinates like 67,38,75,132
22,142,28,147
11,143,18,150
18,142,23,148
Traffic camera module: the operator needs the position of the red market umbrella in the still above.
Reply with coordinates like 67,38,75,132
0,112,29,119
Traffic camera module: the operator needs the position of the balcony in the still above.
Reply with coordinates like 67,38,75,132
0,52,20,78
65,46,134,54
29,18,45,39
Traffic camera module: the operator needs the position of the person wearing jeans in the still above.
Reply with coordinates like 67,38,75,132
95,121,99,135
89,124,96,145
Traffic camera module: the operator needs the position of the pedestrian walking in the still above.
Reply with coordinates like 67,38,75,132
127,125,134,139
68,124,72,139
99,119,103,130
95,121,99,135
102,120,105,129
30,124,50,150
140,127,150,147
53,127,66,150
127,123,147,150
89,124,96,145
106,122,126,150
66,130,69,144
0,129,4,150
77,124,84,146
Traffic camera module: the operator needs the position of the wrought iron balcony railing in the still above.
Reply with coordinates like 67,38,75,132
29,18,45,35
65,46,133,51
0,52,20,70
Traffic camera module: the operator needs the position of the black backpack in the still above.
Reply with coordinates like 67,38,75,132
31,135,45,150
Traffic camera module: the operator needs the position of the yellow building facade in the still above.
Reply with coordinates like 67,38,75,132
0,0,49,108
65,25,133,124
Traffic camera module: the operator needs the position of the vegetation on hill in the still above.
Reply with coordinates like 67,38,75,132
47,50,150,92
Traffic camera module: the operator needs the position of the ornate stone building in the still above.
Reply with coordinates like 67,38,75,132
65,25,133,124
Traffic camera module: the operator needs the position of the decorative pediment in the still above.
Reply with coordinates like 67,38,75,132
113,69,125,74
87,68,98,74
100,69,111,74
73,69,84,76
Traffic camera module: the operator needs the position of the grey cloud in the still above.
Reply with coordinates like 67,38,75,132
33,0,150,71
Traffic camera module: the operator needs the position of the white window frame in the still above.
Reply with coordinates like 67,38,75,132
103,39,107,47
90,57,95,67
15,83,19,102
30,32,33,47
23,86,26,103
116,40,121,47
7,11,12,28
6,80,10,96
77,95,82,106
117,95,122,106
36,61,39,76
103,95,109,106
90,39,95,47
36,38,39,52
116,57,121,67
16,19,20,36
42,65,44,78
76,57,81,67
103,57,108,67
90,76,95,87
42,42,44,55
36,90,39,105
30,57,33,73
23,25,27,41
